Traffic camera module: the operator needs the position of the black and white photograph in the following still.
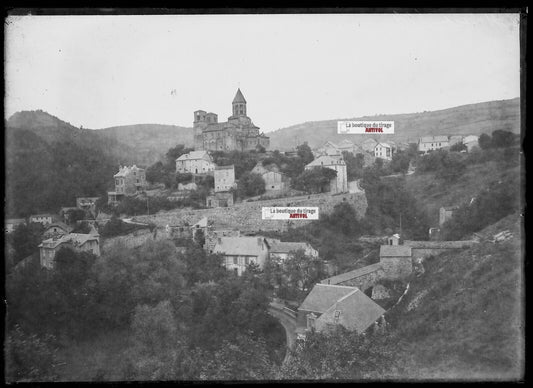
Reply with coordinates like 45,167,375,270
4,9,525,382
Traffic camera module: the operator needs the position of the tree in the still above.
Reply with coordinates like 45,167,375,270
435,152,467,182
293,167,337,193
478,133,493,150
5,325,61,382
296,142,314,165
390,151,411,174
237,172,266,197
343,151,365,180
165,144,194,166
450,141,467,152
491,130,516,148
9,223,43,264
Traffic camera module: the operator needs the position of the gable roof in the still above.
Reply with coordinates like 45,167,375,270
375,142,391,149
176,150,212,162
192,217,208,228
39,233,99,250
213,236,269,257
114,165,144,178
419,136,449,144
44,222,73,233
269,241,314,254
306,155,345,168
320,263,383,285
299,284,359,313
233,88,247,104
337,139,355,147
316,288,385,333
362,138,378,145
379,245,412,257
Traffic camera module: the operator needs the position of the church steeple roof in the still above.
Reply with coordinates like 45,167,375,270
232,88,247,104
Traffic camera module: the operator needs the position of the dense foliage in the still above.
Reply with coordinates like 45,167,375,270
6,129,118,218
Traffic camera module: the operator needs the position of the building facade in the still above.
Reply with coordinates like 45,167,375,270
418,136,450,154
29,214,56,226
212,236,270,276
214,165,235,192
269,241,319,262
5,218,26,233
175,150,216,174
374,142,393,160
108,165,146,205
305,155,348,194
39,232,100,269
193,89,270,152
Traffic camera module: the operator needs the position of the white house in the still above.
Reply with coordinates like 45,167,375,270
29,214,56,226
305,155,348,194
213,236,270,276
269,241,319,262
418,136,450,154
374,142,393,160
175,150,216,174
5,218,26,233
463,135,480,152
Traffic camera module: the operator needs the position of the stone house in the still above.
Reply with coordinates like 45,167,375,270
251,162,289,194
206,192,234,208
175,150,216,175
297,284,385,334
212,236,270,276
5,218,26,233
418,135,450,154
39,230,100,269
269,241,319,262
403,239,478,261
214,165,235,193
305,155,348,194
29,214,57,226
42,222,73,239
374,142,393,161
108,165,146,205
379,245,413,279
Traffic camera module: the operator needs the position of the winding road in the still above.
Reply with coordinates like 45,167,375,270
268,304,298,364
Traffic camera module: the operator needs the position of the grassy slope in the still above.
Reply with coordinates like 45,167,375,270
384,214,523,380
401,162,520,227
268,98,520,151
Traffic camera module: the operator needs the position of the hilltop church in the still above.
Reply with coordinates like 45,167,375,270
193,89,270,152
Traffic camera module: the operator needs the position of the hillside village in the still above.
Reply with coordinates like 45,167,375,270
4,92,523,381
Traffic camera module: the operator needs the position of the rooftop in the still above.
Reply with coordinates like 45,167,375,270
114,165,144,178
379,245,412,257
176,150,212,162
269,241,313,254
306,154,345,168
215,165,235,170
320,263,383,285
317,288,386,333
232,88,247,104
299,284,359,313
213,236,269,257
419,135,449,143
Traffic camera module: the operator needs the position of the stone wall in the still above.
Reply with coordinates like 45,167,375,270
101,228,154,253
322,264,385,293
380,257,413,279
134,191,367,234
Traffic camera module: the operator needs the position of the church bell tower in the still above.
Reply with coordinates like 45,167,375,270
232,88,247,117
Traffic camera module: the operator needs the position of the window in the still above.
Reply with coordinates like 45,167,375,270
245,257,249,265
233,257,238,265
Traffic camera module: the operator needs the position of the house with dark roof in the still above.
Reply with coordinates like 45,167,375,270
297,284,385,334
251,162,289,194
213,236,270,276
320,263,385,294
403,239,478,261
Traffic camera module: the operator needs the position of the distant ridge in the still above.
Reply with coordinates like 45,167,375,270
268,98,520,151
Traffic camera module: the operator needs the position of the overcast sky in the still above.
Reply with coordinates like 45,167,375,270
5,13,521,132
